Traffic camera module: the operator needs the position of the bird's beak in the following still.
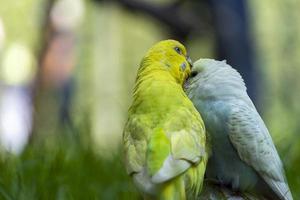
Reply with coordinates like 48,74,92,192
186,56,193,68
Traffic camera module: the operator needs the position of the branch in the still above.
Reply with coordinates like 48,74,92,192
198,181,262,200
30,0,57,143
95,0,204,40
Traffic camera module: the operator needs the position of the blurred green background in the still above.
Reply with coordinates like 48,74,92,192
0,0,299,199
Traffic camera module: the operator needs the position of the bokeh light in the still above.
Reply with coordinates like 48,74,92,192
0,0,299,199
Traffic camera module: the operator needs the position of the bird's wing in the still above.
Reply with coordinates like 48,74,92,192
123,113,206,182
123,107,207,197
123,116,148,176
147,128,205,184
227,101,292,200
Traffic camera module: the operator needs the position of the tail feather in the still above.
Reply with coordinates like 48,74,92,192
262,175,293,200
159,175,186,200
269,180,293,200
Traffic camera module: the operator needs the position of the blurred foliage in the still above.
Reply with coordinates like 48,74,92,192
250,0,300,197
0,0,299,199
0,0,46,51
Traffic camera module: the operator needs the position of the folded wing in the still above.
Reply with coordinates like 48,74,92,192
227,101,292,200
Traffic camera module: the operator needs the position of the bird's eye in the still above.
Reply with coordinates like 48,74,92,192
174,47,182,55
190,71,198,78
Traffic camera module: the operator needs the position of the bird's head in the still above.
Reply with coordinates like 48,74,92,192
142,40,192,85
185,59,247,100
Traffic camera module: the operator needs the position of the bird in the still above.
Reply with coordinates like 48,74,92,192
185,58,293,200
123,40,208,200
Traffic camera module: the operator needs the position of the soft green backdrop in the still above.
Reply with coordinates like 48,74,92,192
0,0,299,199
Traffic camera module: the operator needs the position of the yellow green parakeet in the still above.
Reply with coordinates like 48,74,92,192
123,40,207,200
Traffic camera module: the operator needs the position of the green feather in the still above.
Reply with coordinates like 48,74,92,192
147,128,170,176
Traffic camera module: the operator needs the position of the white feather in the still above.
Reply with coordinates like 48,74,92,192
151,155,190,183
186,59,293,200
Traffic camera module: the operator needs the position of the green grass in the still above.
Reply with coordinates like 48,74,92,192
0,134,139,200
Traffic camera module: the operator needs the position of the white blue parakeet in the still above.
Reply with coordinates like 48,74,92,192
185,59,293,200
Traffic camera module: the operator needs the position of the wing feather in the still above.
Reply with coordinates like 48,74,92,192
227,101,292,200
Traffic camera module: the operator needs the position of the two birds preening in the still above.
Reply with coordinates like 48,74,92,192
123,40,293,200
